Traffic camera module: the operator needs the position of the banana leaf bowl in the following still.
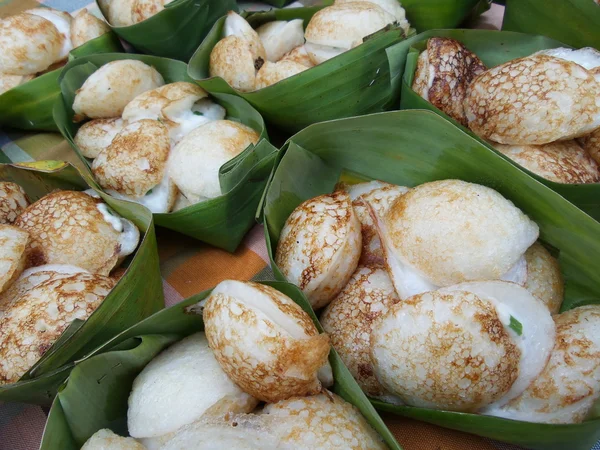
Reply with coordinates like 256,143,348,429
0,161,163,405
95,0,237,61
54,53,276,252
261,110,600,450
401,0,491,31
40,281,402,450
188,7,411,133
260,0,297,6
0,32,122,131
502,0,600,49
251,0,489,30
389,29,600,221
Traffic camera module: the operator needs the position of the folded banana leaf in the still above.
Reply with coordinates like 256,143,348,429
54,53,275,252
503,0,600,49
251,0,489,30
259,0,296,6
401,0,491,31
261,110,600,450
0,161,163,405
96,0,237,61
389,29,600,221
40,281,401,450
0,32,122,132
188,7,410,133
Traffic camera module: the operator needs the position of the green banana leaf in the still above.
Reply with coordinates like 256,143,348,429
401,0,491,31
256,0,294,6
390,29,600,221
0,161,163,405
258,0,334,7
0,32,122,131
40,281,402,450
503,0,600,49
261,110,600,450
54,53,275,252
96,0,238,61
188,7,411,133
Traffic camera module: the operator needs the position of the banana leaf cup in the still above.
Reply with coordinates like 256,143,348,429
95,0,237,61
502,0,600,49
54,53,275,252
0,161,163,405
261,110,600,450
248,0,490,28
40,281,402,450
0,32,122,131
401,0,491,31
260,0,297,6
188,7,411,133
390,29,600,221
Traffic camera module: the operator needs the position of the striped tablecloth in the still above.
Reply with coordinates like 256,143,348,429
1,2,595,450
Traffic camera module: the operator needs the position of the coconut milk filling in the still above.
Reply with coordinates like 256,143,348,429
164,97,226,143
169,109,210,143
317,362,334,387
138,175,173,213
97,203,124,232
191,99,227,121
94,202,139,258
119,219,140,258
106,175,173,214
500,255,528,285
443,281,555,410
368,203,438,299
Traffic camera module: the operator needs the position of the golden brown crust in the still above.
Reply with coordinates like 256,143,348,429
0,182,29,224
465,55,600,144
383,180,538,286
73,60,165,119
578,127,600,166
320,264,399,396
203,281,330,403
524,242,564,314
492,140,600,184
497,305,600,423
255,60,307,90
131,0,166,24
0,225,28,294
262,392,388,449
0,272,114,384
70,9,110,49
123,81,207,124
347,181,408,266
275,191,362,308
0,13,63,75
209,36,258,93
371,290,520,411
14,191,123,275
74,118,124,159
0,73,34,95
413,38,486,126
82,429,146,450
304,2,393,49
92,119,171,197
280,45,314,68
